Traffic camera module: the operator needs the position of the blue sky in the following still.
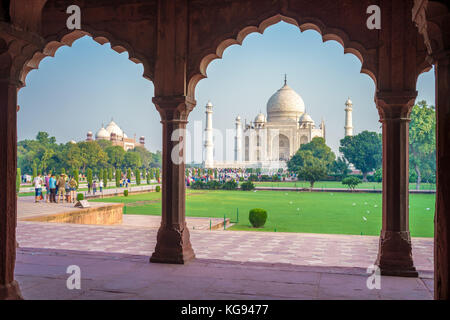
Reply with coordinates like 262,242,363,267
18,22,435,161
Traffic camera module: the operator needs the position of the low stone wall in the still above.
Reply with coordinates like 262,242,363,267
21,203,124,225
254,187,435,194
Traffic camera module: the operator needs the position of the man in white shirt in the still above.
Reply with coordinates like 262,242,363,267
33,174,43,203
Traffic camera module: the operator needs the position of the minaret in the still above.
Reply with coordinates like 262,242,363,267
344,98,354,136
204,101,214,168
235,116,243,162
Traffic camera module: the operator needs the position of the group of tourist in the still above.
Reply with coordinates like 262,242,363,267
32,173,78,204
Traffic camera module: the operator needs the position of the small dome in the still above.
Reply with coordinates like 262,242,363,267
254,113,266,123
345,97,353,106
299,113,314,124
87,131,93,136
95,126,109,140
236,115,241,121
69,140,76,144
105,120,124,138
206,101,213,107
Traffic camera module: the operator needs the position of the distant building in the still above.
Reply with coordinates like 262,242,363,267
86,120,145,151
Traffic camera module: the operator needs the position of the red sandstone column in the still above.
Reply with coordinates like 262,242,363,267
435,53,450,300
150,96,195,264
0,78,23,299
375,91,418,277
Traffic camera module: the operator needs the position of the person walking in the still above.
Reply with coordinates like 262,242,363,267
69,176,78,203
48,174,57,203
33,174,43,203
92,180,97,195
45,173,51,203
99,180,103,193
56,174,66,203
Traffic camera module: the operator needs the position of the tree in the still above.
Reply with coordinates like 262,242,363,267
103,169,108,188
127,168,132,181
146,170,151,184
331,157,350,180
135,168,141,185
155,168,160,183
288,137,335,173
124,151,142,169
72,168,79,190
108,167,113,181
105,146,125,169
296,150,328,188
115,168,121,187
32,164,37,181
78,141,108,171
409,100,436,190
339,131,382,181
87,168,93,187
342,176,361,190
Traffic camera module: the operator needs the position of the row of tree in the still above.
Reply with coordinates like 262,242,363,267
18,132,162,176
287,101,436,189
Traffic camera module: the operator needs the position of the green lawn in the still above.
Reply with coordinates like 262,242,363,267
90,189,435,237
254,181,436,191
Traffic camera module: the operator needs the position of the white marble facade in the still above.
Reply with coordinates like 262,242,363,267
204,79,339,169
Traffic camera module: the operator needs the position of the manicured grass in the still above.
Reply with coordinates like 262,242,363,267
254,181,436,190
91,189,435,237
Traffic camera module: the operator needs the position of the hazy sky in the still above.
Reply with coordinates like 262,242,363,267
18,22,435,162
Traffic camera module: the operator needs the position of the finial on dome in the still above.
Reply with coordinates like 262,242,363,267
284,74,287,86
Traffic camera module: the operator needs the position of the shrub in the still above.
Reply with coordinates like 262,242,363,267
76,193,84,201
222,180,238,190
240,181,255,191
155,186,161,192
342,176,361,190
190,180,206,190
248,174,259,182
249,208,268,228
239,177,244,182
135,168,141,185
124,190,129,197
207,180,221,190
115,168,121,187
272,175,281,182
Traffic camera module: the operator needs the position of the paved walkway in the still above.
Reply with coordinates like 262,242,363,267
15,221,434,300
16,221,433,272
17,197,227,229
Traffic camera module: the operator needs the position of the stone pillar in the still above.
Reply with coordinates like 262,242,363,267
0,78,23,299
344,98,353,137
375,91,418,277
435,52,450,299
150,96,195,264
204,101,214,168
234,116,242,162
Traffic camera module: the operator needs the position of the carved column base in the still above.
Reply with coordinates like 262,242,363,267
376,230,418,277
150,224,195,264
0,281,23,300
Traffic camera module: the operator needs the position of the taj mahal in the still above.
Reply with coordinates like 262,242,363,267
203,78,354,169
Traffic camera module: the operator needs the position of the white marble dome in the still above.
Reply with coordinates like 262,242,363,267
105,120,124,138
266,84,305,122
95,126,109,140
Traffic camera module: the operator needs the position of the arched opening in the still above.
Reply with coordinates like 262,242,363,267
15,34,163,257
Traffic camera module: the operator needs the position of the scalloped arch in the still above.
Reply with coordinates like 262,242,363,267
188,14,377,98
18,27,153,89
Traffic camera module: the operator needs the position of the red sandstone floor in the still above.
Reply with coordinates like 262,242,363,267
15,221,434,300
